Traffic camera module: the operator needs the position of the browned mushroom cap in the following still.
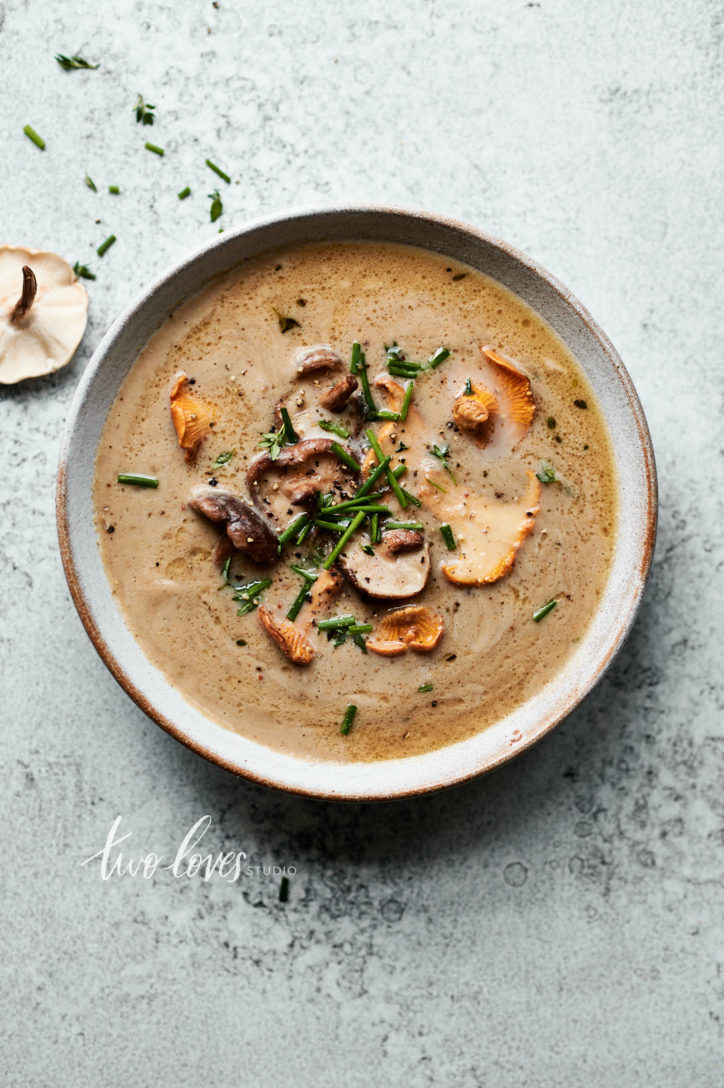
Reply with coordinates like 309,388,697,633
258,605,315,665
338,533,430,600
452,381,497,435
383,529,425,554
189,487,278,565
247,437,358,525
319,373,359,412
294,345,344,376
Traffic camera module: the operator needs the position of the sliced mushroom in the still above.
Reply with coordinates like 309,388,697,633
170,373,216,461
366,606,445,657
247,437,358,526
258,605,315,665
480,345,535,444
452,381,497,435
189,487,278,565
0,245,88,383
319,373,359,412
420,470,541,585
294,345,344,376
338,533,430,600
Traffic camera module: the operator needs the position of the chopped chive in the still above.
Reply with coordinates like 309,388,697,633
464,377,473,395
440,523,456,550
278,513,309,548
418,682,434,693
220,555,232,586
533,599,557,622
318,419,350,439
232,578,272,615
357,357,378,417
314,518,351,532
296,520,312,545
178,186,191,200
279,876,289,902
55,54,99,70
365,428,385,462
212,449,235,467
339,704,357,736
317,615,356,630
387,469,409,509
145,142,164,156
84,174,97,192
360,543,375,555
400,381,414,421
287,569,317,621
108,185,120,194
72,261,95,281
279,406,299,444
387,364,422,379
349,623,373,634
350,341,361,374
330,442,361,473
117,472,158,488
364,432,408,509
289,564,318,581
23,125,45,150
97,234,116,257
369,513,380,543
356,455,391,498
384,520,423,531
401,487,421,507
428,347,450,368
391,464,407,478
134,95,156,126
324,493,384,513
322,510,366,569
425,476,448,493
376,409,401,422
206,158,231,183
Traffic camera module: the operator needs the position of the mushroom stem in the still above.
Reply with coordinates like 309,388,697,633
11,265,37,323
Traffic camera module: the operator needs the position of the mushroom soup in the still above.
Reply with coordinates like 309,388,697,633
94,241,617,761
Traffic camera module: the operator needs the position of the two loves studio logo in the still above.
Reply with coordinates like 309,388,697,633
81,814,296,884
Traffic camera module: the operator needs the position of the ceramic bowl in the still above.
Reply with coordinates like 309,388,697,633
57,206,657,800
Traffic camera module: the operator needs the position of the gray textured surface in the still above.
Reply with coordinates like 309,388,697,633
1,1,723,1085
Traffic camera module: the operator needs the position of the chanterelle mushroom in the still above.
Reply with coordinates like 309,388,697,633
480,345,535,445
258,605,315,665
420,470,541,585
0,245,88,383
366,605,445,657
452,381,497,435
189,487,278,564
247,437,358,526
170,372,216,460
338,532,430,600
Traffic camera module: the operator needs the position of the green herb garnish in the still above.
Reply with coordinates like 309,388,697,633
318,419,350,439
208,190,223,222
97,234,116,257
360,543,375,556
430,443,457,483
73,261,95,281
277,513,310,549
395,441,409,452
278,406,298,444
117,473,158,488
232,578,272,615
23,125,45,150
322,510,366,569
55,54,100,70
339,704,357,735
206,159,231,183
536,460,557,484
400,381,414,422
384,520,423,531
212,449,235,468
273,307,300,333
330,442,361,473
287,566,317,622
425,476,448,493
418,682,433,693
108,185,120,194
178,186,191,200
145,142,164,156
84,174,97,192
464,377,473,396
440,523,456,550
428,346,450,368
134,95,156,125
533,599,557,622
351,343,378,418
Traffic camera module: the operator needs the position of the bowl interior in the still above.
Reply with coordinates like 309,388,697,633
57,206,656,799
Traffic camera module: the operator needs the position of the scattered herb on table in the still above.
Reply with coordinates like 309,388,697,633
84,174,97,192
73,261,95,280
108,185,120,194
97,234,116,257
55,54,99,70
206,159,231,183
134,95,156,125
145,141,164,156
178,186,191,200
23,125,45,150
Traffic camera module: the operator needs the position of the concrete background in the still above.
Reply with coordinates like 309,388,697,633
1,1,723,1084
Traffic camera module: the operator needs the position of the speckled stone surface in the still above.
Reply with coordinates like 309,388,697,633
1,1,723,1084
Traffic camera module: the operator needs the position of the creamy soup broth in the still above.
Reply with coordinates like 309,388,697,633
94,241,616,761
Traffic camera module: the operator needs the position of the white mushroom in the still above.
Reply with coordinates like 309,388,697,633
338,533,431,600
0,245,88,383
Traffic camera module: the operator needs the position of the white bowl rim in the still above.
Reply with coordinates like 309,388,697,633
56,202,658,801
